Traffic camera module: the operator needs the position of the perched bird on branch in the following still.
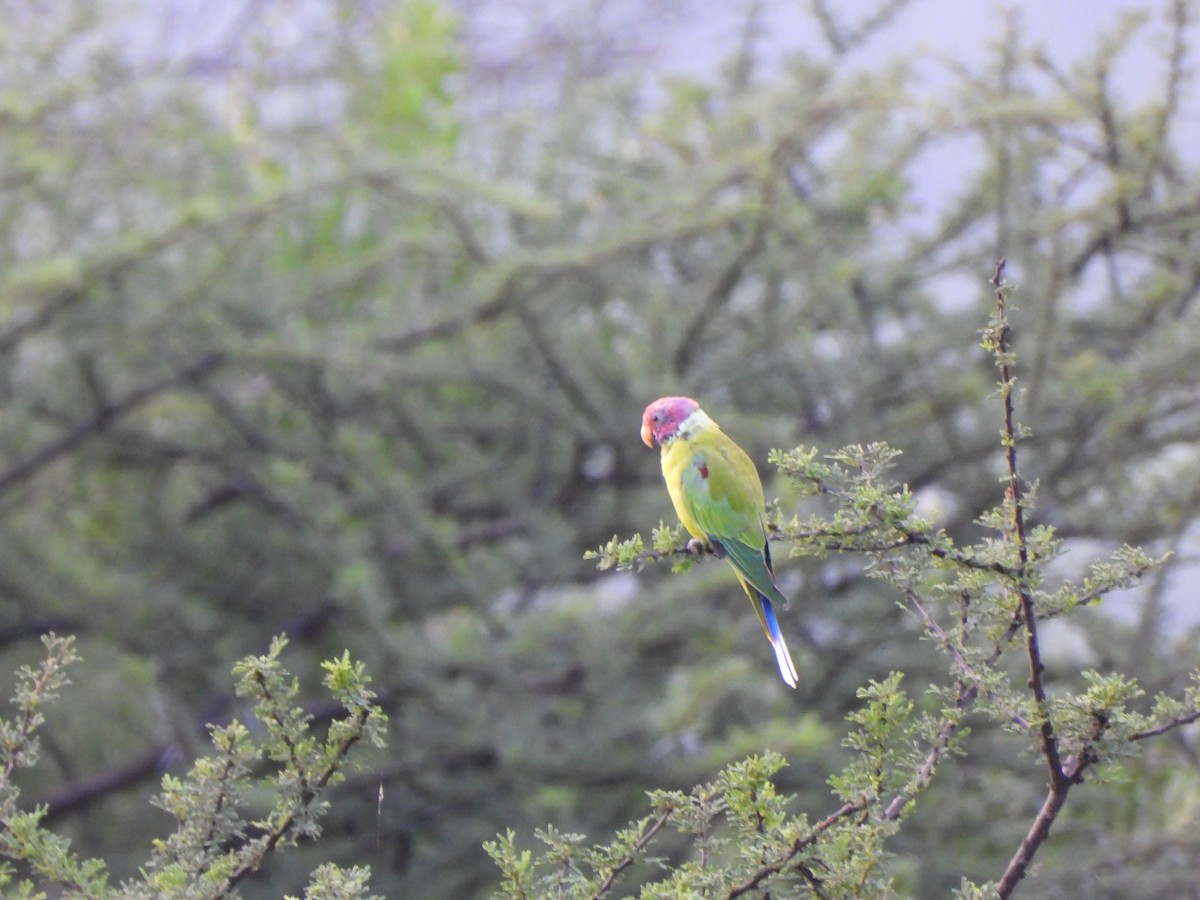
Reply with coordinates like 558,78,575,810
641,396,798,688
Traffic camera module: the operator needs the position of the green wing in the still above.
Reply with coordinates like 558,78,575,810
679,427,764,542
677,423,798,686
679,427,788,606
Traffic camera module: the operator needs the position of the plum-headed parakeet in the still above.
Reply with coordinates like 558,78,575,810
641,396,799,688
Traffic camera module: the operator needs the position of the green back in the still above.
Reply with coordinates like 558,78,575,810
679,425,767,549
678,426,785,598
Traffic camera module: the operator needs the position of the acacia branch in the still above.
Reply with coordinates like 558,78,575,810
882,700,973,823
612,517,1023,580
996,783,1071,896
988,259,1070,897
998,713,1109,897
726,801,864,898
1143,0,1189,186
991,260,1061,773
1130,708,1200,742
222,705,371,891
906,589,1030,732
877,583,999,823
591,808,674,899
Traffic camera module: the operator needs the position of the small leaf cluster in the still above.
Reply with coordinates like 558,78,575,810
585,522,695,573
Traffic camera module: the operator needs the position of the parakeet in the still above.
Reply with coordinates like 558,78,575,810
641,396,799,688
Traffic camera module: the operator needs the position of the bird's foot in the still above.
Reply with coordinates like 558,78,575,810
686,538,722,558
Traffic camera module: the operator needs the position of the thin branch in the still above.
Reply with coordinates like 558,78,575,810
726,801,864,898
614,516,1023,580
222,705,371,891
988,260,1077,898
996,782,1073,897
39,747,175,825
906,589,1030,731
805,0,913,55
999,713,1109,896
671,209,768,374
1093,48,1133,232
0,352,225,499
591,808,674,899
1130,708,1200,742
878,583,1011,823
990,260,1061,779
881,686,975,821
1142,0,1190,188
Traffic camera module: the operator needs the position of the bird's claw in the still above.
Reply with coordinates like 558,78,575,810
685,538,706,558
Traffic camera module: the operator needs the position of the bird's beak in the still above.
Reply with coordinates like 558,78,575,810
640,420,654,448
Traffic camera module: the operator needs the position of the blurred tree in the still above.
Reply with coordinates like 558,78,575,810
1,0,1199,896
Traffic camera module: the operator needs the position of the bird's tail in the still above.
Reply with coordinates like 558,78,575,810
759,594,799,689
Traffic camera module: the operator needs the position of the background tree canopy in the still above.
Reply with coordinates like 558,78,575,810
3,0,1200,896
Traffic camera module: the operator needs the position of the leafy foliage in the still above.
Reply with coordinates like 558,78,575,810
0,635,386,899
509,278,1200,896
2,0,1200,896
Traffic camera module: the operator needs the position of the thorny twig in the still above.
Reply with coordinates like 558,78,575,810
988,259,1071,898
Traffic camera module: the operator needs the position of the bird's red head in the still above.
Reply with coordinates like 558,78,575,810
641,396,700,447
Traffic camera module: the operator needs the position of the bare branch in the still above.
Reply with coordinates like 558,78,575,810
0,353,224,499
1130,709,1200,742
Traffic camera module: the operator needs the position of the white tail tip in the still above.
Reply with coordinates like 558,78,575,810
772,632,799,689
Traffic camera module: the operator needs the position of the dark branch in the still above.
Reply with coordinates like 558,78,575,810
1130,708,1200,742
726,801,864,898
0,352,225,499
988,261,1070,897
592,808,675,898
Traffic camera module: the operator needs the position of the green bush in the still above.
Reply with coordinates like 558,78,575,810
0,635,387,898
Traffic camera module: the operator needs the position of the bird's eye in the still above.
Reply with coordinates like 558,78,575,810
652,413,661,423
